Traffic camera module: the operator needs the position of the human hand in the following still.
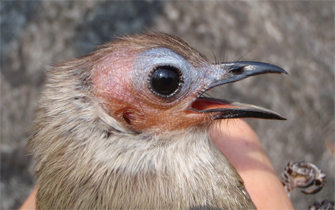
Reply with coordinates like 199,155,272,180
211,119,294,209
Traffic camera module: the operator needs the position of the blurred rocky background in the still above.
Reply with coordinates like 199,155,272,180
1,1,334,209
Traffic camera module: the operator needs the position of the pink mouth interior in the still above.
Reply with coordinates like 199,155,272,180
190,98,238,111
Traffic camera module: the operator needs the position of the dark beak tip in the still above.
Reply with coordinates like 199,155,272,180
262,63,288,75
277,116,287,120
263,112,287,121
281,69,289,75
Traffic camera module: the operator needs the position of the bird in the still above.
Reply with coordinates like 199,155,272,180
28,32,287,209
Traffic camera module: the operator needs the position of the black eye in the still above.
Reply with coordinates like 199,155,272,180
149,65,182,97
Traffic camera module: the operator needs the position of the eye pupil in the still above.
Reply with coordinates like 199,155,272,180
150,66,181,96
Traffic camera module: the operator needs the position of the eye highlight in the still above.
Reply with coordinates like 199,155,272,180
148,65,183,98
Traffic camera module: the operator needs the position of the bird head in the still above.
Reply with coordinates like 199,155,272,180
92,33,286,134
29,32,287,209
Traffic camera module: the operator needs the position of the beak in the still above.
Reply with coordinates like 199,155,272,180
189,61,288,120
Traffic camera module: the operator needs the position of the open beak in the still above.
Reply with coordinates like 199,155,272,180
189,61,288,120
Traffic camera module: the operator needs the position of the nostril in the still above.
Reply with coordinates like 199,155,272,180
229,66,245,75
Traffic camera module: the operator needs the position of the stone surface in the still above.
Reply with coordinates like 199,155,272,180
1,1,333,209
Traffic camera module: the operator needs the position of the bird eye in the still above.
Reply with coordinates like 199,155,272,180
149,65,182,97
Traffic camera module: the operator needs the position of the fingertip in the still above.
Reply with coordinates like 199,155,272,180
20,187,37,210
